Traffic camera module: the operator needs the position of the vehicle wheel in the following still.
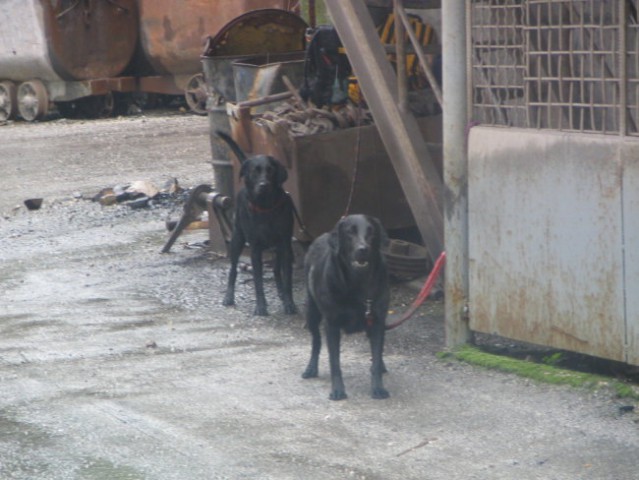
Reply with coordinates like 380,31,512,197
17,80,49,122
184,73,208,115
0,81,17,121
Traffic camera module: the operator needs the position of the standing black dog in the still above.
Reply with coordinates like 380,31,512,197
217,131,297,316
302,214,390,400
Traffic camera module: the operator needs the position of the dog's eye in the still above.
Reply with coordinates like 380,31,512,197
366,225,374,239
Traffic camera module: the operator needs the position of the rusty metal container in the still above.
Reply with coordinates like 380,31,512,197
232,52,306,103
202,8,307,227
227,113,443,241
0,0,138,82
201,9,307,101
136,0,299,76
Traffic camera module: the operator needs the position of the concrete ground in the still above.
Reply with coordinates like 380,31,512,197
0,112,637,480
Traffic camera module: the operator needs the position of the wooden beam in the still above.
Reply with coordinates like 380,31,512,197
324,0,444,256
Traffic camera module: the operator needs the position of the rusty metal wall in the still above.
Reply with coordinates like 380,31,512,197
137,0,297,75
0,0,138,82
467,126,635,364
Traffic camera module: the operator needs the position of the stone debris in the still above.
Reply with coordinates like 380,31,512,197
92,178,186,209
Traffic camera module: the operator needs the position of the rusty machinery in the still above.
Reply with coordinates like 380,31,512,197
161,9,308,255
0,0,299,121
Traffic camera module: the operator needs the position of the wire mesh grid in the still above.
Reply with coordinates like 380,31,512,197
470,0,639,136
627,5,639,135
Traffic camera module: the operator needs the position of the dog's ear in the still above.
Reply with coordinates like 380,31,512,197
276,161,288,186
368,216,390,249
328,220,341,253
239,160,250,179
216,130,247,163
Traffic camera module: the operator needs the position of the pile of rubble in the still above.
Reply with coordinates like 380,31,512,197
92,178,185,209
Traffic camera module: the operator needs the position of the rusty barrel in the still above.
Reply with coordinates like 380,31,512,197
0,0,138,82
136,0,299,76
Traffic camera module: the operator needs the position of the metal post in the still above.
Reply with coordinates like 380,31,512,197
443,0,472,347
208,105,234,201
309,0,316,28
620,0,627,137
394,0,408,112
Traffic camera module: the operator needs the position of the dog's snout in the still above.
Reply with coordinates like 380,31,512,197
256,180,270,194
354,245,369,262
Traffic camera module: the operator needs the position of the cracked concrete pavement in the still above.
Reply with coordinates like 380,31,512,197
0,112,638,480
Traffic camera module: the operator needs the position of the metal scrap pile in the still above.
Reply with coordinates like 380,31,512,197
254,101,374,137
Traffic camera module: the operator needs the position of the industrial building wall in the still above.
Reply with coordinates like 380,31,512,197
466,0,639,364
468,127,639,365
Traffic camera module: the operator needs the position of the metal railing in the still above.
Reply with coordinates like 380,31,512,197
470,0,639,136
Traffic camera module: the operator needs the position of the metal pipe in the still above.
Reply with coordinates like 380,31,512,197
394,4,443,108
309,0,316,28
208,105,235,201
394,0,408,112
620,0,627,137
443,0,471,347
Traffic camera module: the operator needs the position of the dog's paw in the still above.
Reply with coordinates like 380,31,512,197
329,390,347,401
253,305,269,316
371,387,390,400
301,366,318,379
222,296,235,307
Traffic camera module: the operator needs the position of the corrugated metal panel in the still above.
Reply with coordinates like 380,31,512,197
468,127,627,362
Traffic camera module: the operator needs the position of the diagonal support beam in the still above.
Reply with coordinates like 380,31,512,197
324,0,444,256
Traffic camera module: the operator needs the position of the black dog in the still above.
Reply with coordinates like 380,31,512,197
217,131,297,316
302,214,390,400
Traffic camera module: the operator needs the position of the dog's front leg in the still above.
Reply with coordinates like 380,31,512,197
251,247,268,316
223,230,245,307
326,322,347,400
302,297,321,379
369,325,389,399
275,245,297,314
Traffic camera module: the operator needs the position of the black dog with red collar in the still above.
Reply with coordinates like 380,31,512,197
217,131,297,317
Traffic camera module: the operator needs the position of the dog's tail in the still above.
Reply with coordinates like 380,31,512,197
216,130,247,163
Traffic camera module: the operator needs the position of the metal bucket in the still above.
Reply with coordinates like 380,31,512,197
201,9,307,102
232,52,305,103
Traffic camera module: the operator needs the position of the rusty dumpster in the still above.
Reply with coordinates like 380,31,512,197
226,110,443,242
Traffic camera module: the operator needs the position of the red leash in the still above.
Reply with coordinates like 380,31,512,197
385,251,446,331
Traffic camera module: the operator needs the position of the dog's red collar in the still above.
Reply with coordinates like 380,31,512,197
249,192,288,214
